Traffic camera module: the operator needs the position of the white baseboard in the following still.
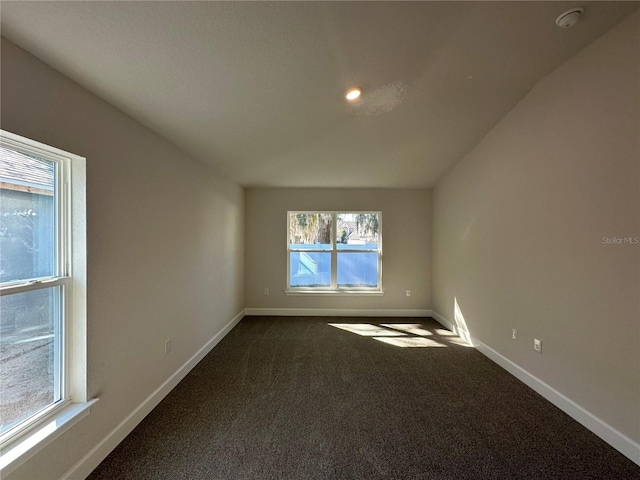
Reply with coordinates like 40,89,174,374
61,309,246,480
429,310,456,332
244,308,432,317
431,310,640,467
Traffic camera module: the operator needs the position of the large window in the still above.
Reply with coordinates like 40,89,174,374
287,212,382,292
0,130,87,461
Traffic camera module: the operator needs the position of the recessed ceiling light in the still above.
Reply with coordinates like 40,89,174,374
345,87,362,101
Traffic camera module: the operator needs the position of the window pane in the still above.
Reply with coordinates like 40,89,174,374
0,146,56,283
289,213,332,250
289,252,331,287
0,287,62,436
336,213,379,250
338,252,378,288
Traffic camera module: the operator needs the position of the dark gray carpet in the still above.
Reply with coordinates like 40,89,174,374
88,316,640,479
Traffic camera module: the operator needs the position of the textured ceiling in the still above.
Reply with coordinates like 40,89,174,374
1,1,638,188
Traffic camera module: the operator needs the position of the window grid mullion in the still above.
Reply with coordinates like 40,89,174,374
331,212,337,289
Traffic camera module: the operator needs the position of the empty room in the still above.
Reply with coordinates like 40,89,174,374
0,1,638,479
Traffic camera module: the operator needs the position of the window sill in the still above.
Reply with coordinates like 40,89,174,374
0,398,99,477
285,290,384,296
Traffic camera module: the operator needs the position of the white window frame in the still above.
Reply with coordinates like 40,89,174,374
0,130,95,477
286,211,383,295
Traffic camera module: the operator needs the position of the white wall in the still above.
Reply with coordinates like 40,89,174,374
1,39,245,479
245,188,431,313
432,11,639,446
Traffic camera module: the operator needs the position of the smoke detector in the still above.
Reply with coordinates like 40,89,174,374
555,7,584,28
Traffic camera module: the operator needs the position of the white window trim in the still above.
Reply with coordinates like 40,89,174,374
0,130,95,477
286,211,383,294
284,290,384,296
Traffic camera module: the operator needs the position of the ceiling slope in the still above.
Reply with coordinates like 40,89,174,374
1,1,637,188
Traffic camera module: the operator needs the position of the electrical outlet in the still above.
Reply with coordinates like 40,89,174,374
165,338,172,355
534,338,542,354
512,329,518,340
406,290,411,297
264,288,269,296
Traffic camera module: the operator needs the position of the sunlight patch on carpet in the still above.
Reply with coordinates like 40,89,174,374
381,324,432,336
328,323,463,348
373,337,446,348
328,324,404,337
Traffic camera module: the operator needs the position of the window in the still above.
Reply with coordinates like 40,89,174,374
0,130,88,471
287,212,382,292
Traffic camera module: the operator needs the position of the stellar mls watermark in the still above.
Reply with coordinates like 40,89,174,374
602,236,639,245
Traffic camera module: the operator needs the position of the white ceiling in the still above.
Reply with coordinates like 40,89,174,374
1,1,637,188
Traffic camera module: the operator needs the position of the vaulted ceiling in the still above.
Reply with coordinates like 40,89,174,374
1,1,637,188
